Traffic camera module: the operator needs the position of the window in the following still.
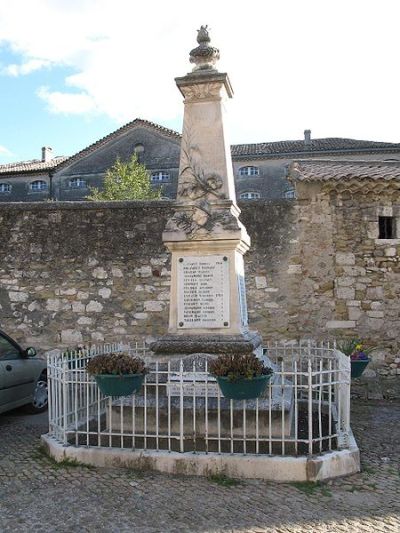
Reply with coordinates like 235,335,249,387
239,166,260,177
134,143,144,154
240,191,260,199
134,144,144,163
30,180,47,191
284,188,296,199
69,177,86,189
379,216,396,239
0,335,20,360
151,171,170,182
0,183,11,193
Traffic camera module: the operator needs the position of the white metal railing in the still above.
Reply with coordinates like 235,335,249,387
47,341,351,457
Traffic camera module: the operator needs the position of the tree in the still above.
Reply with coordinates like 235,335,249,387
86,154,162,201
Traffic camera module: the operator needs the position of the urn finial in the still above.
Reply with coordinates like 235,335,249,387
189,25,220,72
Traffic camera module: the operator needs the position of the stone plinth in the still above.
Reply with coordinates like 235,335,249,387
151,331,262,359
108,391,294,442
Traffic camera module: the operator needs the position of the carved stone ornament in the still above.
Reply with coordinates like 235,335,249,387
189,25,220,72
180,82,223,102
177,134,224,201
165,202,240,240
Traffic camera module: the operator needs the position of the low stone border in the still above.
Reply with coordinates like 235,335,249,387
41,431,359,482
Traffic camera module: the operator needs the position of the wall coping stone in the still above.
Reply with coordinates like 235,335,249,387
0,198,295,212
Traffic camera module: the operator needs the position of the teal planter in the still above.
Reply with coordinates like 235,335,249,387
216,374,272,400
94,374,145,397
351,359,370,379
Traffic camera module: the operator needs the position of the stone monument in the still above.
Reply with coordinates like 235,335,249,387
152,26,262,358
114,29,293,442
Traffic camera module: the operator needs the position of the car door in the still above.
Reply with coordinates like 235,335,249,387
0,335,36,408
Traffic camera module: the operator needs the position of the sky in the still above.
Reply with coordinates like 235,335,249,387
0,0,399,163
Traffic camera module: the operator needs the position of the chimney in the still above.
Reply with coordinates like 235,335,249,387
41,146,53,162
304,129,311,146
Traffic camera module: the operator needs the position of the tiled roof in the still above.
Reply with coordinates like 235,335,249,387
54,118,181,172
0,156,68,175
231,138,400,158
289,160,400,182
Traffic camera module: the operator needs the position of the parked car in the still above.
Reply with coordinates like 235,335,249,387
0,330,47,415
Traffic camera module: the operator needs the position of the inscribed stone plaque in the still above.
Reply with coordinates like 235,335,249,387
167,373,220,397
177,255,230,329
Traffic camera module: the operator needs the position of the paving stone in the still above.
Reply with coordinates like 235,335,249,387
0,400,399,532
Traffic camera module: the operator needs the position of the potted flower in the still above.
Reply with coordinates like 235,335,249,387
86,353,147,397
209,353,273,400
337,339,375,379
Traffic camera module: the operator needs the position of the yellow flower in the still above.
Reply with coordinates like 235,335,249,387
355,344,362,351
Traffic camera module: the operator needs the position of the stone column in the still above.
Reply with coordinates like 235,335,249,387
152,26,261,357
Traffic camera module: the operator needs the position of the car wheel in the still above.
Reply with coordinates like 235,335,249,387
25,374,48,414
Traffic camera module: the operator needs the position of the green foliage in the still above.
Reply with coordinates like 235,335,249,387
362,464,376,476
86,154,161,201
337,338,377,357
55,457,93,469
337,338,361,356
33,446,95,470
86,353,147,376
209,473,241,487
209,353,273,382
290,481,331,497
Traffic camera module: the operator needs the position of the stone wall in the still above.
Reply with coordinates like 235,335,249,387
0,195,399,396
0,201,173,348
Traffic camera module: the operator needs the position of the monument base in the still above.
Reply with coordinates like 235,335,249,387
150,330,262,359
108,394,294,440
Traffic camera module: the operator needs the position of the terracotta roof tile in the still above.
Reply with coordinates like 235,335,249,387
289,160,400,182
0,156,68,175
231,138,400,158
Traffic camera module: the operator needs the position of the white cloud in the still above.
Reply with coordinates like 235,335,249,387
3,58,51,76
0,145,12,155
37,86,98,115
0,0,400,142
0,145,14,161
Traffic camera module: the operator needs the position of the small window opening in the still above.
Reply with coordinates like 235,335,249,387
379,216,395,239
134,144,144,163
69,177,86,189
239,166,260,177
284,188,296,199
240,191,260,199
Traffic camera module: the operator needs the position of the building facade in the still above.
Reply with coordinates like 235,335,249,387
2,119,400,202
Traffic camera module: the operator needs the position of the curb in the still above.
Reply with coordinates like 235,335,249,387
41,431,360,482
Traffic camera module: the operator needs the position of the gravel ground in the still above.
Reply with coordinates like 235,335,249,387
0,400,399,533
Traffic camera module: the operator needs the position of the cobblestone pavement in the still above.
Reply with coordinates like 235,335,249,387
0,400,399,533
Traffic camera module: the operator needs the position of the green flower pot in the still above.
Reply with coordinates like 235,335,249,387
351,359,370,379
94,373,145,397
216,374,272,400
